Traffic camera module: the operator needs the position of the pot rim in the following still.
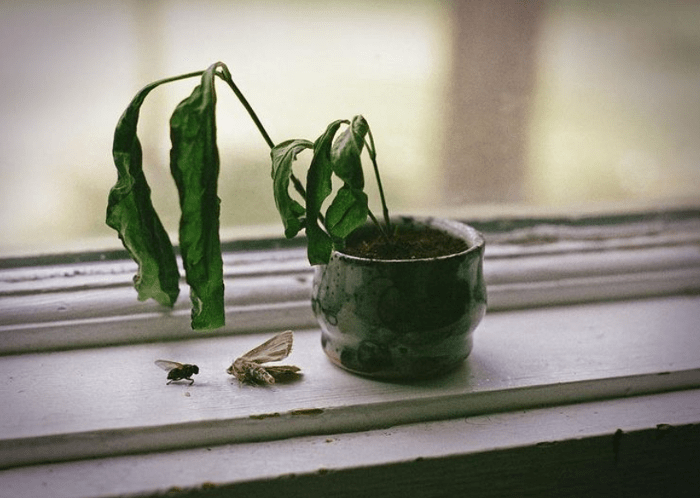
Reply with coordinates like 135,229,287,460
331,215,485,264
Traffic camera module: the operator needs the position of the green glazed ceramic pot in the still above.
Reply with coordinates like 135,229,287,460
312,217,487,379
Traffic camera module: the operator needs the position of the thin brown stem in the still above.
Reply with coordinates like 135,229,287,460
365,130,392,237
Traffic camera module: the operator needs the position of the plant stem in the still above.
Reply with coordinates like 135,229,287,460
143,70,207,92
290,175,324,224
365,129,392,238
215,65,274,150
367,209,390,242
156,64,274,151
214,64,313,213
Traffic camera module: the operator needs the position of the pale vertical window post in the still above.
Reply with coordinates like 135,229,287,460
443,0,543,204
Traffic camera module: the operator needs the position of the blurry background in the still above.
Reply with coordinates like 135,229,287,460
1,0,698,255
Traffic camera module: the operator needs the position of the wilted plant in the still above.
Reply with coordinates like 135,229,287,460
107,62,392,330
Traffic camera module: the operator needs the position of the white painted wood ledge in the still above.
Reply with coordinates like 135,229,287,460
0,211,699,497
2,389,699,498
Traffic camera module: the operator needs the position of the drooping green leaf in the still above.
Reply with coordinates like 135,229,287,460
305,119,346,265
106,81,180,308
169,64,224,330
270,138,314,238
330,115,368,189
324,115,371,240
325,185,369,240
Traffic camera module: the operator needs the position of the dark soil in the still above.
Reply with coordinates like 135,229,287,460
341,225,468,260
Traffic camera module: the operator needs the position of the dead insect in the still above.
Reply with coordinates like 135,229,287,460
227,330,301,385
155,360,199,385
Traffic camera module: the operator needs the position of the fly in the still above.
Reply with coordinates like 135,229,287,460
155,360,199,385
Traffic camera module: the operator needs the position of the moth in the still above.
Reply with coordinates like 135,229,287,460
227,330,301,385
155,360,199,385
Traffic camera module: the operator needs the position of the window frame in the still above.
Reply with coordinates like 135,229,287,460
2,208,699,355
1,208,699,496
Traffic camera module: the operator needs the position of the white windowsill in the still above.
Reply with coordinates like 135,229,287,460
3,389,699,498
1,210,699,497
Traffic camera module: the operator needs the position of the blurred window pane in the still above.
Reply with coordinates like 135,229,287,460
1,0,698,255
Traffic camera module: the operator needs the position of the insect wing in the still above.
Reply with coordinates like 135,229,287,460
155,359,184,372
239,330,294,364
264,365,301,382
